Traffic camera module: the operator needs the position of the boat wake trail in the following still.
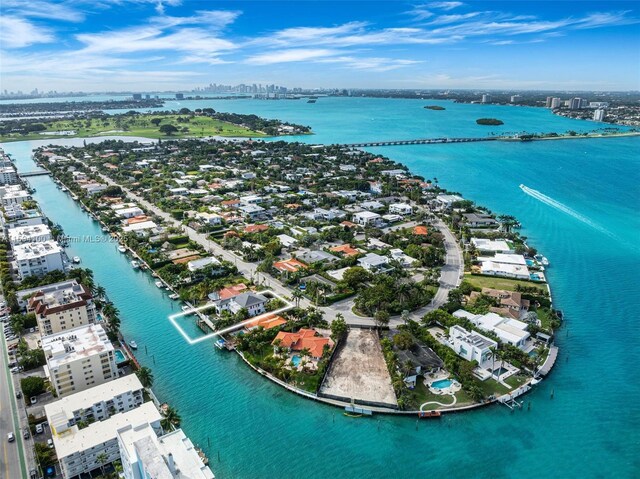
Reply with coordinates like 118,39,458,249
519,184,613,236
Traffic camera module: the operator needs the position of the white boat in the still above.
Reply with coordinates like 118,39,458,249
118,245,127,253
168,293,179,300
131,260,140,269
181,305,191,312
72,256,81,264
129,340,138,350
155,280,164,288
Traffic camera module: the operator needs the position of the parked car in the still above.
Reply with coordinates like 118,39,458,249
30,396,37,405
7,432,15,442
23,428,30,440
10,367,20,374
47,438,53,448
16,391,22,399
35,424,44,434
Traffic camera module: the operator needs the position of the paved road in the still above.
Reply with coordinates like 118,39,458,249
0,333,28,479
77,162,463,329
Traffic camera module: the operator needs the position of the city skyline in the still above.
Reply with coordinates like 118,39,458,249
1,1,639,92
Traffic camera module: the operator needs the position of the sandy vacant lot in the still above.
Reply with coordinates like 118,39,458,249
320,328,397,407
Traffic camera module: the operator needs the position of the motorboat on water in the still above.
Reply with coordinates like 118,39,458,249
155,280,164,288
168,293,179,300
129,340,138,350
131,260,140,269
72,256,81,264
118,245,127,253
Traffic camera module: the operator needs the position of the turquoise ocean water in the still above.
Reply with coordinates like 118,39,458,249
2,97,639,478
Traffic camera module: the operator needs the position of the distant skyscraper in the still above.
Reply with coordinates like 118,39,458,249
593,109,606,121
175,93,184,100
545,96,554,107
511,95,521,103
482,94,491,103
569,97,583,110
132,93,142,100
551,97,562,108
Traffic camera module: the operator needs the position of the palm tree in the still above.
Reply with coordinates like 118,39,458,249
291,289,303,308
93,285,106,300
161,406,181,431
136,366,154,388
96,452,108,475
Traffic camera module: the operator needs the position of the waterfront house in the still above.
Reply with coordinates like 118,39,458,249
454,310,530,349
470,288,530,318
471,238,514,254
245,313,287,331
208,283,247,313
463,213,498,228
187,256,222,273
448,324,497,366
228,292,268,317
480,261,530,280
272,328,333,359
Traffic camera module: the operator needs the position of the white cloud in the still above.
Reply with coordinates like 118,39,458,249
245,49,340,65
428,2,464,11
1,0,85,22
0,16,55,48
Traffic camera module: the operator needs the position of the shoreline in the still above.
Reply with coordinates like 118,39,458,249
33,135,562,417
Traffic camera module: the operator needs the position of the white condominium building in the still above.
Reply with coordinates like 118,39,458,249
52,402,162,479
7,223,53,245
28,280,96,336
118,423,215,479
45,375,145,435
42,324,117,397
13,240,65,279
0,166,18,185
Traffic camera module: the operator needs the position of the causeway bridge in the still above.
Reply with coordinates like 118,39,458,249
342,136,499,147
19,169,50,177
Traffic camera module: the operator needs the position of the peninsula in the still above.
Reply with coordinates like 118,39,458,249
34,136,560,415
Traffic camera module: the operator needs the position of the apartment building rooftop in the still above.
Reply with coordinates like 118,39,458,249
42,323,113,369
28,281,92,315
13,240,62,260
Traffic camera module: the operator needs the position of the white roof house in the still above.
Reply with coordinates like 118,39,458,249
358,252,390,272
478,253,527,266
389,203,413,215
454,310,530,348
114,206,145,218
352,211,381,226
449,324,497,366
480,261,530,280
123,220,158,234
471,238,514,254
187,256,221,272
276,234,298,248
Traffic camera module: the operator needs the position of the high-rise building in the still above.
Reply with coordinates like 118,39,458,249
482,94,491,103
132,94,142,101
545,96,554,107
511,95,521,103
175,93,184,100
569,98,583,110
551,97,562,108
593,109,606,121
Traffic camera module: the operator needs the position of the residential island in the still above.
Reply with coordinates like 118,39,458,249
6,135,561,421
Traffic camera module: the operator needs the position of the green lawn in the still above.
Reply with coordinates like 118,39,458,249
464,273,547,293
0,114,267,142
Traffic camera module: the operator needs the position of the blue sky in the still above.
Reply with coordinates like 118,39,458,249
1,1,639,92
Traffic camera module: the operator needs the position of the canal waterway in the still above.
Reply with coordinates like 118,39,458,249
1,97,639,478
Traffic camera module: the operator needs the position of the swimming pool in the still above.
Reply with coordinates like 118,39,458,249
291,355,302,367
431,379,453,389
526,259,535,267
492,367,508,377
114,349,127,364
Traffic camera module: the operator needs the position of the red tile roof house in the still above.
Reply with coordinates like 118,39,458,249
271,328,334,368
